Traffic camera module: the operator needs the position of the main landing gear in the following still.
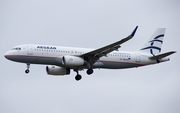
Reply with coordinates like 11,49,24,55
86,68,93,75
74,68,94,81
25,63,30,74
74,70,82,81
75,74,82,81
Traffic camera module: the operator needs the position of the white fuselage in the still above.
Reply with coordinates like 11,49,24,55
4,44,169,69
4,26,175,81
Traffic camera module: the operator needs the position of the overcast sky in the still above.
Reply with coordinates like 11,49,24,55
0,0,180,113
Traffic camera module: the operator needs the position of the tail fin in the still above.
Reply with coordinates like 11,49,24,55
140,28,166,55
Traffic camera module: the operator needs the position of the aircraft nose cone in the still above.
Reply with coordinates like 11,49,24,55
4,52,8,59
4,51,19,62
4,51,11,60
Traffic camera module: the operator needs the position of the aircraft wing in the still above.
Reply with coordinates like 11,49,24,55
80,26,138,65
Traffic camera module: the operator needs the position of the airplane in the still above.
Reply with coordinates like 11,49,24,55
4,26,176,81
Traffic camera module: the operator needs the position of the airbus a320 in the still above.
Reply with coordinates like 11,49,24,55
4,26,176,81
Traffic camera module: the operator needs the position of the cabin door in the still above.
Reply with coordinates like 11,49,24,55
27,45,33,55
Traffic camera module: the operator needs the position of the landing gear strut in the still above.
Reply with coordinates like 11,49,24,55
25,63,30,74
74,69,82,81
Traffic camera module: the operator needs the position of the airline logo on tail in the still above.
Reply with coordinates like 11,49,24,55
139,28,166,56
141,34,164,56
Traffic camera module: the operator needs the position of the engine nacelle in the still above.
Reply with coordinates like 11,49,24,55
46,66,70,75
62,55,85,67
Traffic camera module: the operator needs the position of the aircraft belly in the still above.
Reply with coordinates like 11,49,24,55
92,62,104,68
8,55,58,65
33,57,57,65
92,61,139,69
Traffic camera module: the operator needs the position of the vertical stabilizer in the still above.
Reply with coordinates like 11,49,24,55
140,28,166,55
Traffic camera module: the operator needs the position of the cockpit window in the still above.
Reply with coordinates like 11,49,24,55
12,47,21,50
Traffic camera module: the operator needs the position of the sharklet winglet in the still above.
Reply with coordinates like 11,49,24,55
130,26,138,37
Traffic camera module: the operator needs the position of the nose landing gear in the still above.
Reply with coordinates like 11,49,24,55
25,63,30,74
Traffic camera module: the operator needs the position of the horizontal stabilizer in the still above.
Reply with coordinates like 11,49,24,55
149,51,176,60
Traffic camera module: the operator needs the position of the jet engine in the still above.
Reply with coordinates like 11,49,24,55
62,55,85,67
46,66,70,75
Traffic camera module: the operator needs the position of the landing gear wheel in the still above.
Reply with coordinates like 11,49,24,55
75,74,82,81
25,69,30,74
87,69,93,75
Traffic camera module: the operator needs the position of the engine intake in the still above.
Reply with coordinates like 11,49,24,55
46,66,70,75
62,55,85,67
